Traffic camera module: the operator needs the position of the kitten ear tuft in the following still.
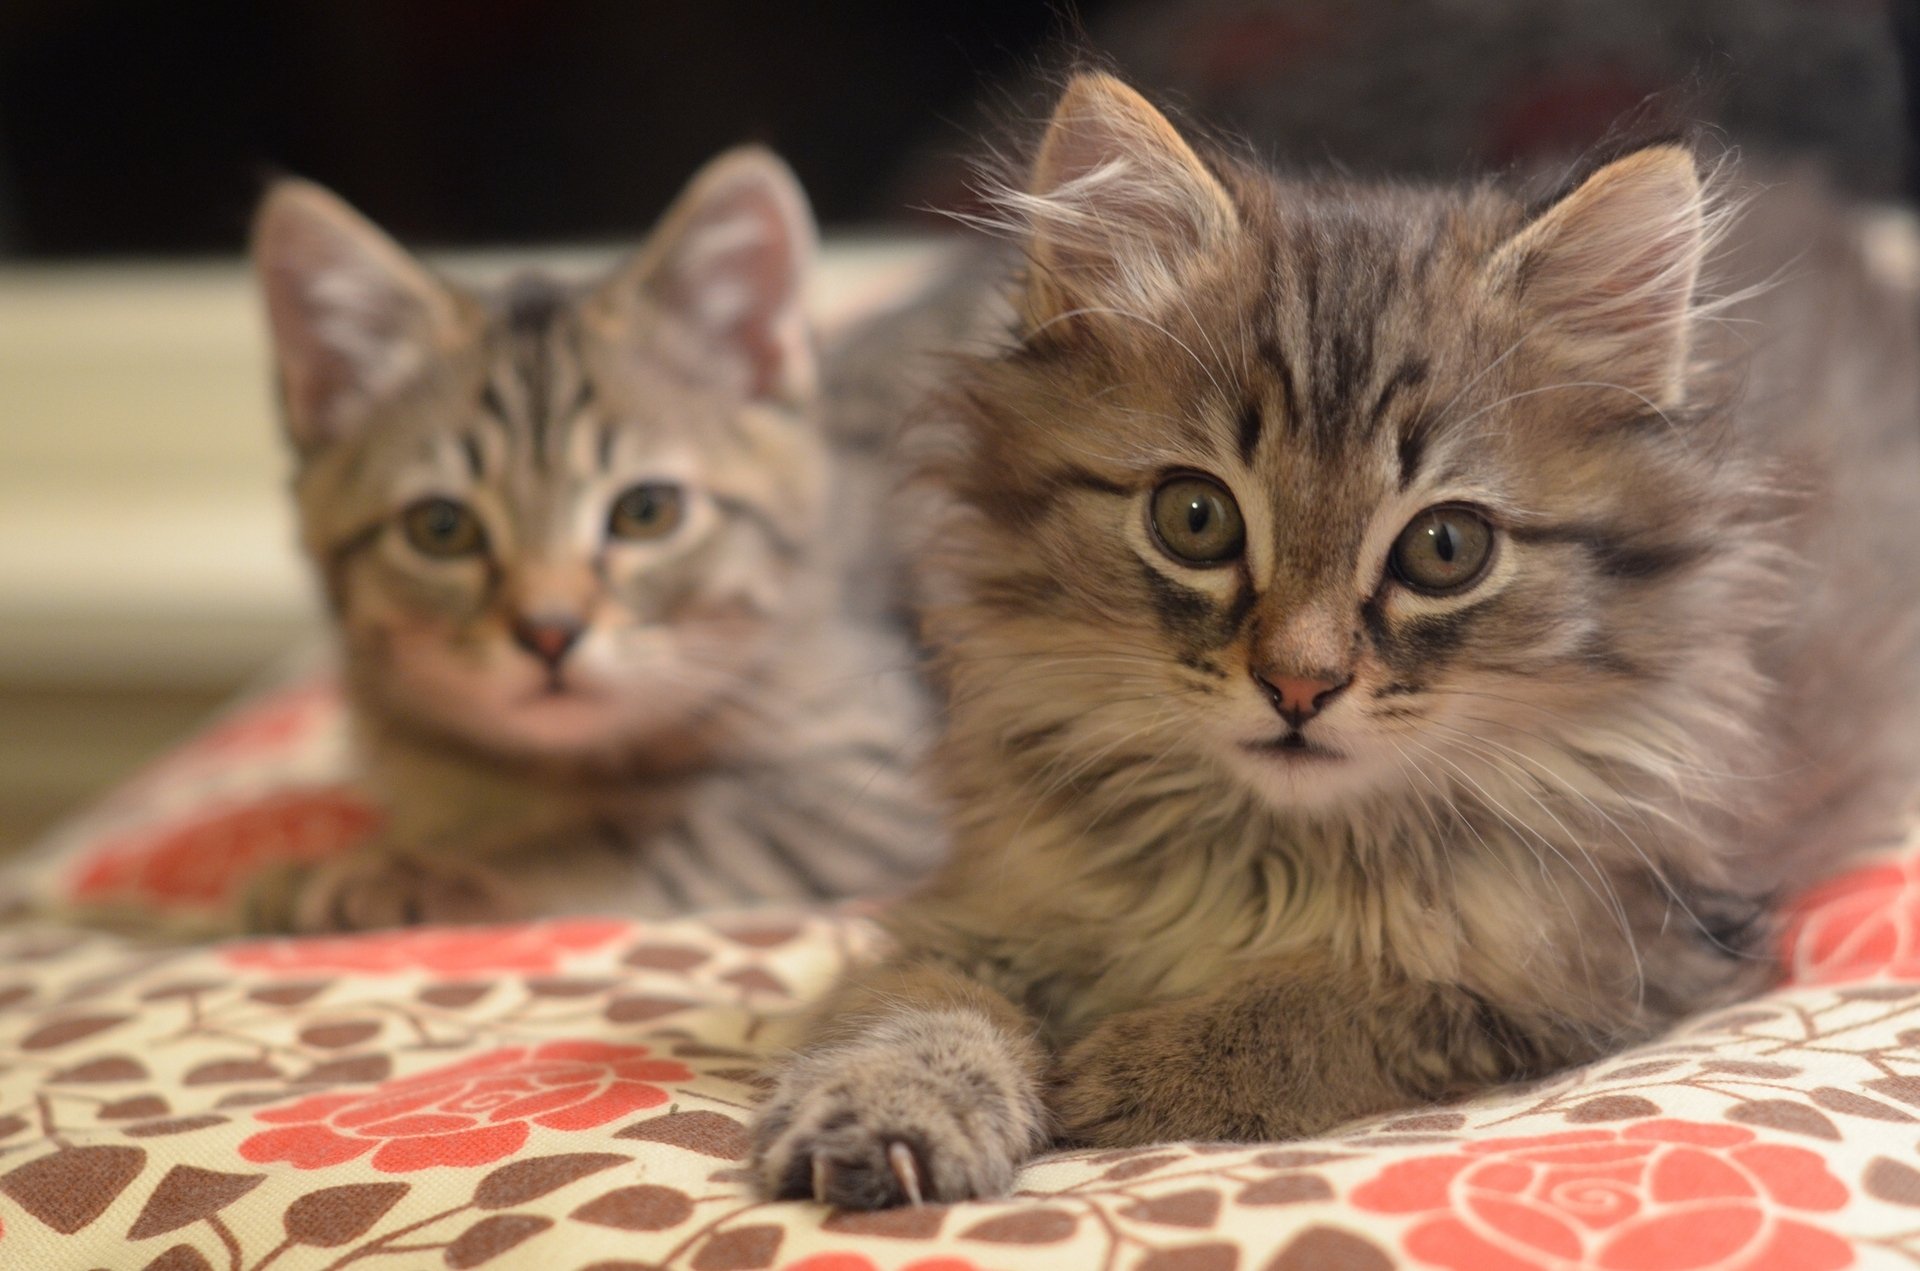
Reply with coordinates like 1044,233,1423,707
1016,73,1238,328
602,146,818,405
1489,144,1709,410
251,180,465,453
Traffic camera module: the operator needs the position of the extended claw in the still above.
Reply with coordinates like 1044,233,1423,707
811,1154,832,1204
887,1140,925,1207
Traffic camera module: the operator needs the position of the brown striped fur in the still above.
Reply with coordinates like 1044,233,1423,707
752,74,1920,1206
248,149,939,930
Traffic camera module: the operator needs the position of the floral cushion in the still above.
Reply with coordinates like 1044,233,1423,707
5,682,1920,1269
7,673,373,927
2,875,1920,1269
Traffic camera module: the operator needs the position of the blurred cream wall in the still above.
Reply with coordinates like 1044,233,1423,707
0,238,944,849
1,266,309,685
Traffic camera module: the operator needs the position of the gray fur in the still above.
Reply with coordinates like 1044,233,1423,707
752,75,1920,1205
248,150,941,930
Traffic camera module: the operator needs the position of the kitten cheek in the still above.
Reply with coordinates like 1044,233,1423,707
550,633,628,689
392,626,512,688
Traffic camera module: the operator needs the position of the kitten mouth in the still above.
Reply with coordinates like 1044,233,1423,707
1246,731,1343,761
523,677,592,703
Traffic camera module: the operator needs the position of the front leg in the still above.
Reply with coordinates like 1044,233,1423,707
1053,966,1544,1146
752,960,1050,1208
241,845,517,934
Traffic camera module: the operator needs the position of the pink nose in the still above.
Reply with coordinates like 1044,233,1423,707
1255,672,1350,727
512,616,583,667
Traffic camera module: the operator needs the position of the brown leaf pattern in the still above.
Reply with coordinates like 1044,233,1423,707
125,1164,264,1239
1,1144,146,1234
474,1153,630,1209
1562,1093,1662,1123
0,848,1918,1268
569,1183,694,1231
280,1180,409,1246
690,1222,785,1269
445,1213,555,1267
141,1245,214,1271
1867,1157,1920,1207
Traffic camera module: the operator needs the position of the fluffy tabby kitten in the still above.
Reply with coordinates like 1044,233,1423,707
248,148,936,931
751,74,1920,1205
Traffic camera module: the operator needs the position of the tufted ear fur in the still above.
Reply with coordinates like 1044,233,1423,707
1488,145,1708,410
252,180,468,453
1014,73,1240,330
592,146,817,405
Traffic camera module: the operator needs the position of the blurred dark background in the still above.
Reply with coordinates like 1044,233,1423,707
0,0,1915,855
0,0,1915,258
0,0,1111,256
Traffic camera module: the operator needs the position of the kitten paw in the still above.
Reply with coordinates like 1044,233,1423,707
751,1010,1046,1208
243,851,515,933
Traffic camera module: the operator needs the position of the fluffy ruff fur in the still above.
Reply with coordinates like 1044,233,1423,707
752,74,1920,1206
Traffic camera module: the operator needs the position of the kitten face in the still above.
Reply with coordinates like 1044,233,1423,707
941,76,1738,821
254,150,825,765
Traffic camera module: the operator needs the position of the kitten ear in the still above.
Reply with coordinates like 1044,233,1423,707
1489,145,1707,410
597,146,817,404
251,180,467,452
1019,73,1239,327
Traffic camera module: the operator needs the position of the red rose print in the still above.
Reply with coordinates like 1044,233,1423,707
172,678,341,764
1783,856,1920,985
223,918,630,975
1352,1119,1851,1271
240,1041,692,1172
70,787,381,909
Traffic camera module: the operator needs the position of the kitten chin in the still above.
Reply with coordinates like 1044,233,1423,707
752,72,1920,1207
1220,737,1393,812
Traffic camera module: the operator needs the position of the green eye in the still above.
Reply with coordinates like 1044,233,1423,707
1149,475,1245,565
400,497,486,558
1391,505,1494,594
608,482,685,541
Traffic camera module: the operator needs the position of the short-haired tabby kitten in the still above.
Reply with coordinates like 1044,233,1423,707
751,74,1920,1206
248,148,936,931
